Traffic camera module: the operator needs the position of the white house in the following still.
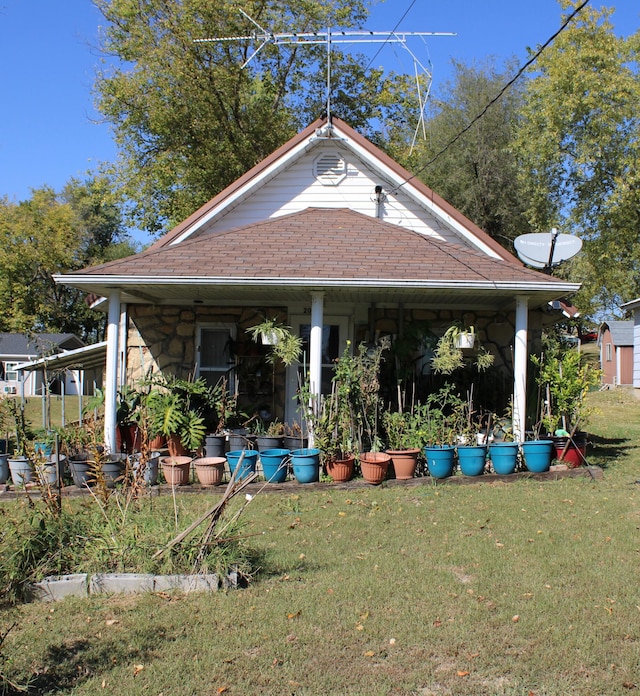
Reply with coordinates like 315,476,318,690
55,116,580,450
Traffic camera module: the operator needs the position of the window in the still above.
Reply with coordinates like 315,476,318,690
605,343,612,362
195,325,236,390
4,362,19,382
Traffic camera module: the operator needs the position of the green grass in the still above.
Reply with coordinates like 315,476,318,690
1,390,640,695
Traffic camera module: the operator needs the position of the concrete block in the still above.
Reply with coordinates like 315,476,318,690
90,573,155,595
28,574,88,602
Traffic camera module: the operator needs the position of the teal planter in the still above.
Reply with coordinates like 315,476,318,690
521,440,553,473
425,446,455,479
260,449,290,483
226,450,258,481
291,448,320,484
489,442,519,475
457,445,487,476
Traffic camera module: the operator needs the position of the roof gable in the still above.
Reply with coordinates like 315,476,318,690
148,117,517,264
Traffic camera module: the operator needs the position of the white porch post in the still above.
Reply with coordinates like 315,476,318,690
308,292,324,448
104,289,121,453
513,295,529,442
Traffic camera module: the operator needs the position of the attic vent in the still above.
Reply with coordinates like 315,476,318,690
314,152,346,185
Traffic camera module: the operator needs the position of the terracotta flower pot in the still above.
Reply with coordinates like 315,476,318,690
360,452,391,485
386,449,420,480
167,433,189,457
161,456,192,485
194,457,226,486
326,455,355,483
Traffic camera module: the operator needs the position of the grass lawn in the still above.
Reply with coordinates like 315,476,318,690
1,390,640,695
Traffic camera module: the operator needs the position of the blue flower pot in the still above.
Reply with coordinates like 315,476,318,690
291,448,320,483
457,445,487,476
521,440,553,473
226,450,258,481
489,442,519,475
425,445,455,479
260,449,290,483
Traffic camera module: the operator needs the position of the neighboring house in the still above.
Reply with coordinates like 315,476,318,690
620,298,640,389
55,116,580,450
0,333,85,396
598,321,634,387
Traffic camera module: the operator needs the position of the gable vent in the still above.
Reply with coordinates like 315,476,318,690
314,152,346,185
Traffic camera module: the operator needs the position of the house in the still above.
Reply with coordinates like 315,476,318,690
0,333,85,396
620,298,640,389
598,321,634,387
54,116,580,450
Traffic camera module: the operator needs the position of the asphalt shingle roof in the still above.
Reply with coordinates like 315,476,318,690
79,208,564,286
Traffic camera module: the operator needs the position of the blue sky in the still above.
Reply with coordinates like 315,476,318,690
0,0,638,219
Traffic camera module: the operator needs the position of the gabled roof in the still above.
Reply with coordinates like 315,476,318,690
0,333,84,359
59,208,578,309
599,320,634,346
147,116,517,264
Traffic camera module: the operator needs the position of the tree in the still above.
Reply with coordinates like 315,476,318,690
514,1,640,317
93,0,419,234
0,178,136,340
396,58,533,249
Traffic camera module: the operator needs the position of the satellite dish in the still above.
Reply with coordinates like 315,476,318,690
514,229,582,271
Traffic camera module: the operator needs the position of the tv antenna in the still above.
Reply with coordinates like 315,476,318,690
514,228,583,274
195,9,455,151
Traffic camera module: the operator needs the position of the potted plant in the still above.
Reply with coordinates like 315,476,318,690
431,322,494,375
454,388,491,476
382,409,422,480
531,338,600,468
147,375,214,456
420,385,466,479
6,399,34,487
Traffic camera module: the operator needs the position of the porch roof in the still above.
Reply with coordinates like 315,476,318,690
57,208,579,311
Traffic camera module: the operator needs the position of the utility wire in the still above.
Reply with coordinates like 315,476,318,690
363,0,418,72
388,0,591,195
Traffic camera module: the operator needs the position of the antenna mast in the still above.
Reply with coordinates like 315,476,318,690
195,10,455,141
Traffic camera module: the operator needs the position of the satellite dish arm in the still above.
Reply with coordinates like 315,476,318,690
544,227,559,274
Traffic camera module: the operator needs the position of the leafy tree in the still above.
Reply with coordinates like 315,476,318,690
0,178,136,340
399,58,533,249
93,0,420,234
514,1,640,317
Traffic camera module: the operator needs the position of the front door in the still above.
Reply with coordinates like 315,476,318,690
285,315,350,424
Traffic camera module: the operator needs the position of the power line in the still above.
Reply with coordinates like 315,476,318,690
389,0,592,195
363,0,418,72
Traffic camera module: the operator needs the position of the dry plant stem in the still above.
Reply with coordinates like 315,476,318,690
154,453,256,560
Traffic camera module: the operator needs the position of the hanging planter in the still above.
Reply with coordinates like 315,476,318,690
455,332,475,349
